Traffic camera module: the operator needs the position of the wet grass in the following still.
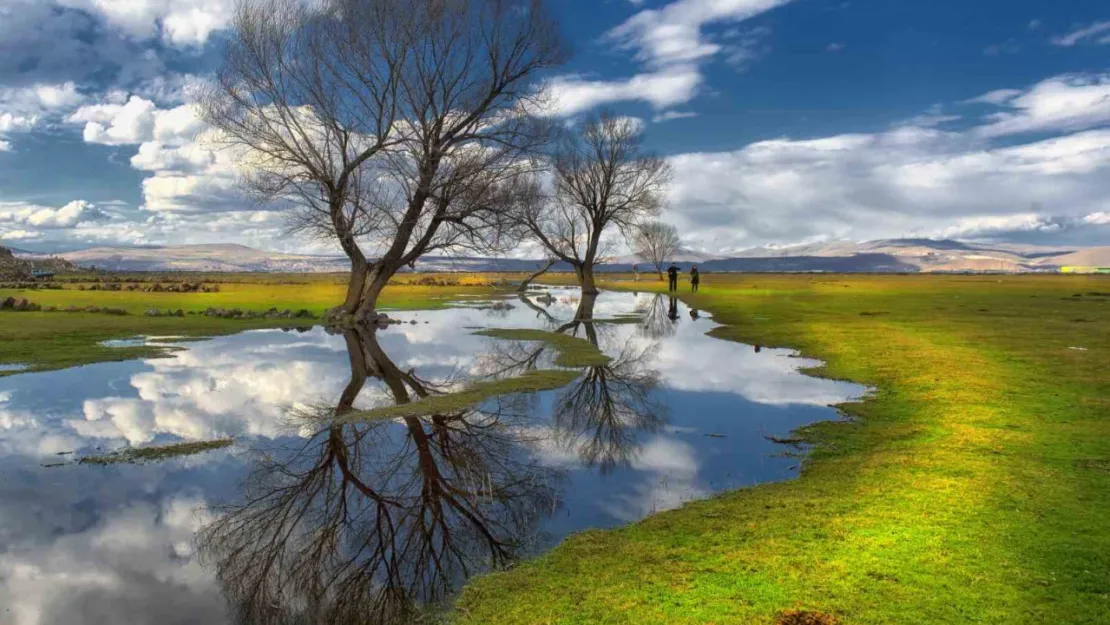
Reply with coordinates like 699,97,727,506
77,439,235,465
475,328,612,367
456,273,1110,624
0,273,510,376
343,370,581,421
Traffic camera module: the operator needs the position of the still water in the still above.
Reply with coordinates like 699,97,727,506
0,289,864,624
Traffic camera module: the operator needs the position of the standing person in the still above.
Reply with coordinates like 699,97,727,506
633,263,639,282
667,263,679,292
690,265,700,292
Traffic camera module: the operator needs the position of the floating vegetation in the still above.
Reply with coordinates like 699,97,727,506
78,439,235,465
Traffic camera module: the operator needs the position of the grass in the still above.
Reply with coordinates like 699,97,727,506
344,370,582,421
77,438,235,465
345,328,609,420
455,273,1110,624
0,273,510,375
475,328,612,367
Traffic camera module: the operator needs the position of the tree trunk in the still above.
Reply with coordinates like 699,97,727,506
354,263,395,322
576,264,599,294
517,259,556,292
343,256,369,314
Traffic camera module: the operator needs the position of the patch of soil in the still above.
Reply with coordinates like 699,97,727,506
776,610,841,625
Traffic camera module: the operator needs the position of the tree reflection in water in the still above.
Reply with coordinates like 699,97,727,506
480,293,667,474
198,326,558,625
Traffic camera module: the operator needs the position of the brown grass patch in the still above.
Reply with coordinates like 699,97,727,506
776,610,842,625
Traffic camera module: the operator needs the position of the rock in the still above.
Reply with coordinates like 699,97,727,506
13,298,29,311
103,307,127,316
44,306,57,312
0,297,13,310
84,306,101,313
145,308,162,317
174,309,185,317
294,309,313,319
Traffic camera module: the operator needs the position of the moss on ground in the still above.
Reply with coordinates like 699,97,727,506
455,274,1110,625
78,439,234,465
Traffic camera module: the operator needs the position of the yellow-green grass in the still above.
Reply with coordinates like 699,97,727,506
455,274,1110,624
0,274,511,376
77,438,235,465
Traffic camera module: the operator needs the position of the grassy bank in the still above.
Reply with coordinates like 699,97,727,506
456,274,1110,624
0,273,510,375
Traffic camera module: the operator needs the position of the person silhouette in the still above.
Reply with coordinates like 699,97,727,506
690,265,700,292
666,263,679,292
667,296,679,321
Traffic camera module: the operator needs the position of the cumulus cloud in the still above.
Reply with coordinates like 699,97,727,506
0,82,84,148
0,200,109,229
55,0,235,47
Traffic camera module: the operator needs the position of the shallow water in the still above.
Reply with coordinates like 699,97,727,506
0,288,864,624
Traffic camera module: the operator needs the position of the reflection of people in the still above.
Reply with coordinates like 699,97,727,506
754,344,762,353
633,264,639,282
667,263,679,292
667,296,679,322
690,265,700,292
689,308,699,320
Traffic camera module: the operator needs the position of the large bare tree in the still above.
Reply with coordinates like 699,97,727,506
631,220,680,280
201,0,566,321
515,112,672,294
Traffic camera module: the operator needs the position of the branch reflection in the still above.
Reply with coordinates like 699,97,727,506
198,326,558,625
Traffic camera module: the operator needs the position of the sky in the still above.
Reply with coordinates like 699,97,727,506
0,0,1108,255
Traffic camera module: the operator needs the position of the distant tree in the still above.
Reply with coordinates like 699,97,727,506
514,111,672,294
631,220,680,280
201,0,567,321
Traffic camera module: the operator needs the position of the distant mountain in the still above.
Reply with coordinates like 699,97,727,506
15,239,1110,273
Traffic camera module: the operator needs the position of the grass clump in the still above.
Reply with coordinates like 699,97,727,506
474,328,611,367
343,369,580,421
78,439,234,465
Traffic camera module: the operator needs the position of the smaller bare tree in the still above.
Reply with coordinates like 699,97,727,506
631,220,680,280
516,111,672,294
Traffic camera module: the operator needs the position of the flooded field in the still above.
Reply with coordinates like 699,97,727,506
0,288,864,623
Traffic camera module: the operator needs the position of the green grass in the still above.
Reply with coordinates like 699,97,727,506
77,438,235,465
475,328,612,367
343,369,582,421
455,274,1110,624
0,274,509,376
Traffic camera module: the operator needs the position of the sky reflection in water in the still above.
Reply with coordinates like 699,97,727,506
0,289,864,625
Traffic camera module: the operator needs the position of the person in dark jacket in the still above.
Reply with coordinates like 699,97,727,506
690,265,700,292
666,263,679,292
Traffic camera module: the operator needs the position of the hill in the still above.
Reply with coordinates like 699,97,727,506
16,239,1110,273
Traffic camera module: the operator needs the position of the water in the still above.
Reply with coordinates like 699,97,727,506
0,289,864,624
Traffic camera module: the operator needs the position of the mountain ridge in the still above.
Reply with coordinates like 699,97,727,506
11,239,1110,273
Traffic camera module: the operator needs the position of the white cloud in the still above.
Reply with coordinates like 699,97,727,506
546,68,702,116
1083,212,1110,225
546,0,790,115
973,74,1110,138
55,0,235,47
664,125,1110,253
1050,21,1110,47
0,82,85,148
0,200,109,229
0,229,40,241
652,110,698,123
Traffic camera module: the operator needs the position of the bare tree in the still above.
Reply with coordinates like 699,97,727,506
631,221,680,280
515,111,672,294
201,0,567,321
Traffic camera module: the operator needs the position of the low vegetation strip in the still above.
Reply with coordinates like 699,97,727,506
474,328,612,367
342,370,581,421
455,274,1110,624
77,439,235,465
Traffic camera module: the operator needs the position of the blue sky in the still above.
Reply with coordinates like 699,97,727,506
0,0,1108,254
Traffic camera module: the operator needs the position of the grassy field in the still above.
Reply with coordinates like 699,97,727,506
455,274,1110,624
0,272,509,375
3,271,1108,623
